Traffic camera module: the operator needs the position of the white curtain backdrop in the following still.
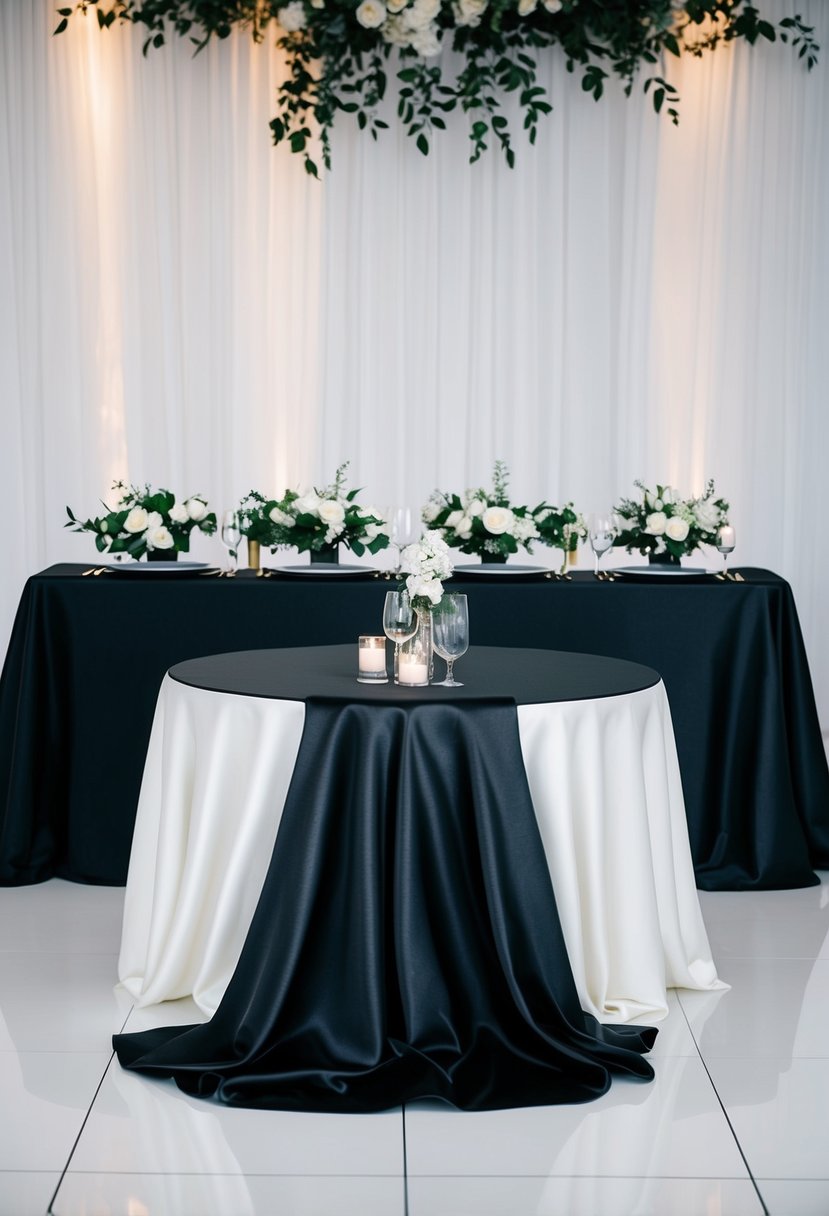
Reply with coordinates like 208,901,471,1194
1,0,828,724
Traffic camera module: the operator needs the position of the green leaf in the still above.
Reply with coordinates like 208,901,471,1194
653,87,665,113
416,132,429,156
53,17,68,34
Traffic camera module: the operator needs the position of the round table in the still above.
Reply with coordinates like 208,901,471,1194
119,645,723,1027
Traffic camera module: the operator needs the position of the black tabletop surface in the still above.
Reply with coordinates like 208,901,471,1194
169,644,660,705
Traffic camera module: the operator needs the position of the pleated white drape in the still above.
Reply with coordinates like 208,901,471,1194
1,0,828,722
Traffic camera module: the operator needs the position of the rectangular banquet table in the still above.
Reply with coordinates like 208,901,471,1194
1,563,828,890
112,644,719,1113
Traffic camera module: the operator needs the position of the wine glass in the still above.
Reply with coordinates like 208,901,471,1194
589,514,615,579
717,525,736,579
383,590,417,681
221,510,242,575
391,508,419,572
432,594,469,687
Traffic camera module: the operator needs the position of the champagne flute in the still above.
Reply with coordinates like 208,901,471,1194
432,594,469,687
221,510,242,575
589,514,615,579
383,590,417,681
717,525,736,579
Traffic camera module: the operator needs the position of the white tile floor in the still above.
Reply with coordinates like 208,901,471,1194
1,875,828,1216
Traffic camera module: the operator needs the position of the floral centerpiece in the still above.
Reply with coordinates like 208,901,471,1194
397,529,455,682
65,480,216,560
423,461,540,563
236,489,284,567
57,2,819,175
613,479,730,564
267,462,390,562
533,502,588,568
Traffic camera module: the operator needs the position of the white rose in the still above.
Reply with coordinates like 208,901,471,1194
146,511,163,531
665,516,690,543
169,502,189,524
644,511,667,535
124,507,149,534
694,499,720,531
454,0,486,25
422,501,440,523
269,506,295,528
467,498,485,517
456,516,473,539
279,1,307,31
662,486,677,505
404,0,438,28
186,498,207,521
482,505,514,535
356,0,386,26
445,509,464,528
146,526,174,551
408,22,441,53
386,0,408,11
310,0,324,7
517,0,537,13
294,493,321,517
382,14,409,43
318,499,346,526
542,0,561,10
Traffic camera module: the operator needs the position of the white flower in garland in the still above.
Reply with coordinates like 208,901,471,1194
278,1,307,32
357,0,387,29
124,507,149,534
481,505,514,535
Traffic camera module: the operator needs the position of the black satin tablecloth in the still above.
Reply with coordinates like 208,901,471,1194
113,664,657,1113
1,563,828,889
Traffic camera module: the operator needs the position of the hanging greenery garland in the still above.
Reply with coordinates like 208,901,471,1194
55,2,818,175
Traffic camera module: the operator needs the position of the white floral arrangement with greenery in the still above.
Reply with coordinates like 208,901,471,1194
65,481,216,559
267,462,390,556
56,2,818,176
399,529,455,604
533,501,587,554
613,479,730,562
423,461,542,560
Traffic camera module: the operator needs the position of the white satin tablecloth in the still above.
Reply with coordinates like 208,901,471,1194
118,675,725,1023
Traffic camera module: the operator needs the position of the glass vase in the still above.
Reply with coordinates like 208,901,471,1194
398,603,432,686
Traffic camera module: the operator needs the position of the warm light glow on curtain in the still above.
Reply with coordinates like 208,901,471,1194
1,0,828,723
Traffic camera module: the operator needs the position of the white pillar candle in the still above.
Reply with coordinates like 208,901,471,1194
357,636,388,682
718,526,736,549
398,658,428,686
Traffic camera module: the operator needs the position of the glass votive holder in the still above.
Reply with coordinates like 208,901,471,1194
357,636,388,683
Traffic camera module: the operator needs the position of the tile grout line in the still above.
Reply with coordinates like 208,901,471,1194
47,1005,134,1214
402,1104,410,1216
676,992,770,1216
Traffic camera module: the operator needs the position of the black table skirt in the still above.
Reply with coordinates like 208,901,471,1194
113,695,657,1113
1,564,828,890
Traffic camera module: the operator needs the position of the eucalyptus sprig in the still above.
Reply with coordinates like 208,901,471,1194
55,1,818,173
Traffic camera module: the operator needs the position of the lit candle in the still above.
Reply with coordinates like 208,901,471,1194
357,636,388,683
718,526,736,550
398,657,428,686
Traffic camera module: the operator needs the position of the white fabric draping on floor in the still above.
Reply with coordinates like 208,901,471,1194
118,676,724,1023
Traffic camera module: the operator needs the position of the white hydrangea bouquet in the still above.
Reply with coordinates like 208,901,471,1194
399,530,455,605
65,481,216,560
613,479,730,564
422,461,541,563
267,462,390,559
